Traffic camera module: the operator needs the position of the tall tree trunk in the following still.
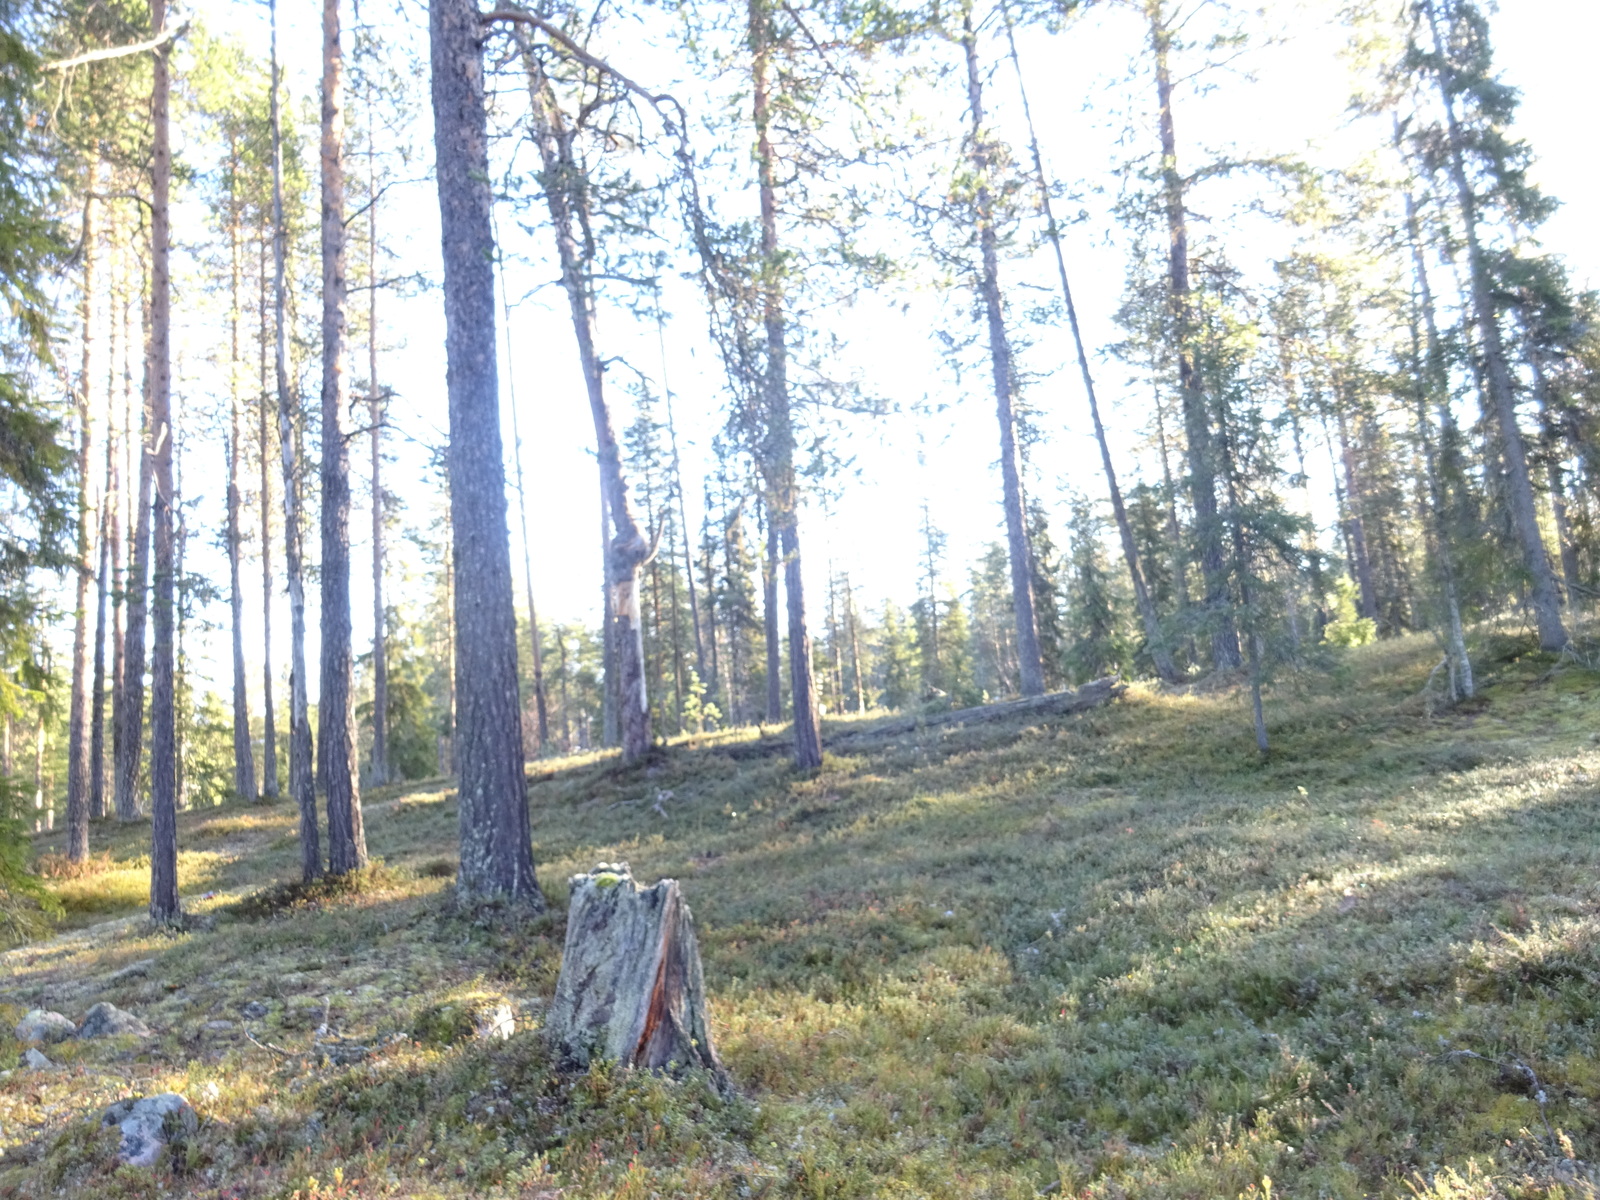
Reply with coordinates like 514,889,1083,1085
960,3,1044,698
751,0,824,762
1147,0,1240,670
519,46,653,763
148,0,180,924
431,0,542,903
1423,0,1565,650
504,325,549,755
1333,404,1379,622
33,717,46,832
90,484,110,822
659,310,706,687
320,0,366,873
227,146,258,803
66,182,97,863
761,499,780,722
109,252,127,818
272,0,320,879
257,233,279,798
367,113,391,785
600,479,618,748
1002,13,1179,684
116,271,151,824
845,573,864,712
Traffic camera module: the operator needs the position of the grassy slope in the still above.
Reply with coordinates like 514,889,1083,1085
1,631,1599,1198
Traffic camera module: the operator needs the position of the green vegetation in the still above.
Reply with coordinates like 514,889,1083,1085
2,631,1598,1197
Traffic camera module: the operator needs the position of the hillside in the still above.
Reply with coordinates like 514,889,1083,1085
2,631,1599,1199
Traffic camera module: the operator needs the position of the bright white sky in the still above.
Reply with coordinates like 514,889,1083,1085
95,0,1599,710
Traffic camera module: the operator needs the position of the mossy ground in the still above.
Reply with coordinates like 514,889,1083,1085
2,629,1600,1197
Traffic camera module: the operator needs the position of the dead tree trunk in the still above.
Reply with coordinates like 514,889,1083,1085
960,3,1044,698
1146,0,1239,671
517,44,654,764
546,863,722,1076
1423,0,1565,651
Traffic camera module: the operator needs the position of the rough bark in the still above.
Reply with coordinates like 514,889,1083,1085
272,0,320,879
148,0,180,925
115,286,151,825
257,237,278,798
1001,16,1180,685
109,267,126,818
66,184,97,863
751,0,824,762
366,115,390,786
761,502,780,722
518,45,653,763
90,480,109,822
960,5,1045,697
319,0,366,873
1147,0,1240,671
226,154,257,803
1423,0,1565,650
431,0,542,904
546,863,723,1076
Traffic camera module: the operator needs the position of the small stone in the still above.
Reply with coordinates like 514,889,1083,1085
76,1002,152,1040
203,1020,236,1032
240,1000,269,1020
22,1048,53,1070
475,1003,514,1041
14,1010,76,1045
100,1093,197,1168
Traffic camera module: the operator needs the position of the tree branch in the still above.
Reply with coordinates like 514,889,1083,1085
42,20,190,72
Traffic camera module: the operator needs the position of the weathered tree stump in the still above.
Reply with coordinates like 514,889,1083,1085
545,862,722,1077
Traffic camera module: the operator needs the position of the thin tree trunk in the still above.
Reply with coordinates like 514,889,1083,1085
762,498,781,722
1423,0,1565,650
148,0,180,923
257,232,278,798
845,573,864,712
367,110,391,785
1333,404,1379,622
748,0,824,763
658,302,706,687
600,471,618,748
90,494,110,822
109,253,126,818
1147,0,1239,670
1526,345,1582,605
272,0,320,879
519,45,653,763
33,717,45,832
116,270,151,825
320,0,366,872
227,143,258,802
431,0,542,903
66,182,97,862
960,3,1044,697
1001,10,1179,684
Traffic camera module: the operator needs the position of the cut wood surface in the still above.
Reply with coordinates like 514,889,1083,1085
545,863,722,1078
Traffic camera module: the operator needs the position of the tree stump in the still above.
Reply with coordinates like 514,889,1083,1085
545,862,722,1077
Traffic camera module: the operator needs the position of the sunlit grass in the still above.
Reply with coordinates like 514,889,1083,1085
1,630,1598,1196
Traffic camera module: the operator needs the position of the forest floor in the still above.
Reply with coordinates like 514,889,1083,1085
2,627,1600,1198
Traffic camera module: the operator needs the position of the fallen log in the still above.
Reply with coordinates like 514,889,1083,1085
826,676,1124,750
545,863,722,1078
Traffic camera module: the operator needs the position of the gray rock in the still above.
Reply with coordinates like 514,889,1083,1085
100,958,156,986
76,1002,152,1040
100,1093,197,1168
239,1000,268,1020
475,1002,515,1041
203,1020,236,1032
14,1010,76,1045
22,1048,53,1070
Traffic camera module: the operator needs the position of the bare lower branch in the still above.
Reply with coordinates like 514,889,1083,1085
42,20,189,72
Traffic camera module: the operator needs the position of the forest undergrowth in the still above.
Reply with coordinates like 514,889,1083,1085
2,629,1600,1199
